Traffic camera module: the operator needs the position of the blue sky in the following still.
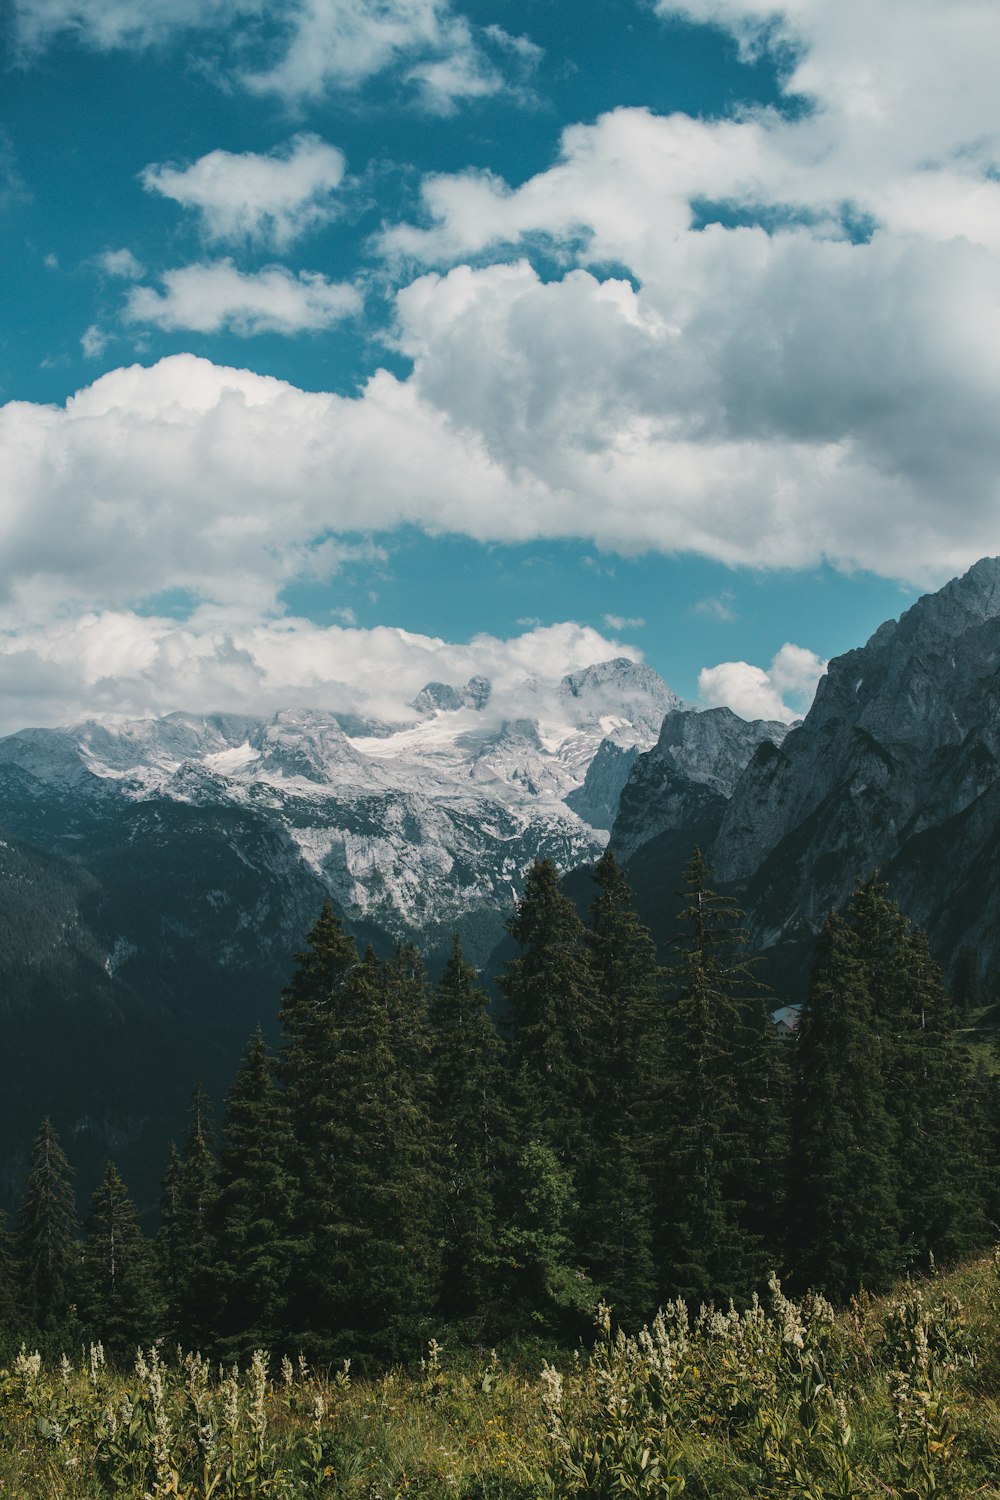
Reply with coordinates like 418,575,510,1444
0,0,997,733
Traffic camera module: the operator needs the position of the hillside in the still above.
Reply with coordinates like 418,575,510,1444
3,1254,999,1497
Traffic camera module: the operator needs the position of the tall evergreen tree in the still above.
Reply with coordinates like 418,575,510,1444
733,986,791,1285
893,924,988,1264
214,1028,297,1357
332,947,440,1360
159,1085,219,1348
80,1162,159,1355
279,901,361,1108
17,1118,78,1335
277,901,362,1346
280,930,441,1361
847,880,987,1268
655,852,770,1305
498,1139,598,1338
158,1141,183,1314
581,850,659,1323
499,858,599,1164
429,933,506,1323
790,913,899,1297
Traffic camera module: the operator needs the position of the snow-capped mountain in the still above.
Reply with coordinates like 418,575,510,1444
0,654,682,1210
0,657,681,942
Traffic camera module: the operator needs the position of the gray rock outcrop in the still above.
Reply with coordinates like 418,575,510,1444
613,707,789,861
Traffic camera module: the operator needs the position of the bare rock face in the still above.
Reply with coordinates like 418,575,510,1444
411,676,493,714
565,741,640,832
252,709,382,786
612,707,790,861
712,557,1000,970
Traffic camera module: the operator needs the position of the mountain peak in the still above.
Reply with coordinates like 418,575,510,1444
559,657,668,697
411,676,493,714
938,555,1000,621
252,709,374,785
556,658,682,739
864,555,1000,655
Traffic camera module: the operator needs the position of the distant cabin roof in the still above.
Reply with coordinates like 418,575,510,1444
770,1004,802,1034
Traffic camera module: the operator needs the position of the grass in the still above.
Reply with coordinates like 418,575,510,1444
3,1254,1000,1496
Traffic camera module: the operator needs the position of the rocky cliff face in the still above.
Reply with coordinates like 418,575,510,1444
565,741,640,831
613,707,790,862
607,558,1000,987
710,558,1000,971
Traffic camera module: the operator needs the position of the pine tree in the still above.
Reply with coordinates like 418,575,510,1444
280,929,441,1361
893,924,988,1264
581,850,659,1323
277,901,362,1348
498,1140,598,1338
847,880,987,1269
159,1086,219,1348
429,933,506,1323
328,946,441,1360
790,913,899,1297
279,901,361,1108
214,1028,297,1357
158,1141,183,1315
80,1163,159,1355
17,1118,78,1335
499,858,599,1164
655,852,769,1305
734,986,791,1285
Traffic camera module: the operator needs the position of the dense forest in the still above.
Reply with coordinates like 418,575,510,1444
1,851,996,1369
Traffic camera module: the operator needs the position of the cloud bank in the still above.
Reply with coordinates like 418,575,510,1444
0,612,637,736
14,2,1000,603
5,0,1000,727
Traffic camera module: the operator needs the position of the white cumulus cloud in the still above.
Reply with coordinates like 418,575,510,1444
699,643,827,722
141,135,347,250
0,354,540,621
2,347,999,646
124,261,361,334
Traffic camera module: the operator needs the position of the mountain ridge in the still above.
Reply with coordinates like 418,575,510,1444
611,556,1000,989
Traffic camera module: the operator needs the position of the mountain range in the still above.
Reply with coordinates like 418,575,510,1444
0,657,680,1209
4,558,1000,1212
